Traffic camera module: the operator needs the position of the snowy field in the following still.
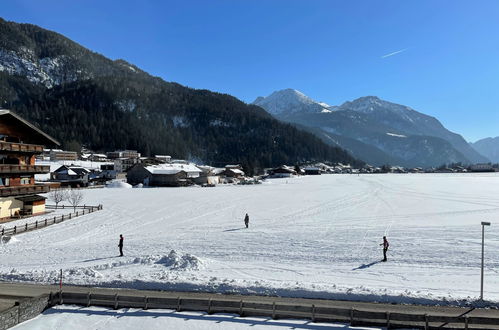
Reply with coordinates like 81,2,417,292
2,173,499,305
13,305,380,330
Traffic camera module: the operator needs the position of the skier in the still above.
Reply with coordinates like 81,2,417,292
118,234,124,257
244,213,249,228
380,236,389,262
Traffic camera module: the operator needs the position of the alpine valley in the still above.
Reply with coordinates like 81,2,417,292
254,89,490,167
0,17,360,173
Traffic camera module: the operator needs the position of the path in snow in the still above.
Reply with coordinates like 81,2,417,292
1,173,499,305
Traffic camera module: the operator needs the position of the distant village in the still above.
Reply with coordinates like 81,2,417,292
41,147,499,189
0,109,497,224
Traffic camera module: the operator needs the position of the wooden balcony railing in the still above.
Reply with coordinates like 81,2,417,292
0,184,50,197
0,165,50,174
0,141,44,153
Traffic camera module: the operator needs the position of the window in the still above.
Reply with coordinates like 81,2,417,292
20,177,31,185
0,177,9,186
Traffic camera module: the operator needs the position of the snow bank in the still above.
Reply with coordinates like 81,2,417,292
155,250,203,270
106,181,132,188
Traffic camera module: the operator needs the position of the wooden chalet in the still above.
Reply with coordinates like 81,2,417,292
0,110,59,219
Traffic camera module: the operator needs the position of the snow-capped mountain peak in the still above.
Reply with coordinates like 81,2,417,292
252,88,330,115
338,96,413,115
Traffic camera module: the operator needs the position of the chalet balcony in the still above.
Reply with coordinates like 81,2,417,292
0,184,50,197
0,141,44,154
0,165,50,174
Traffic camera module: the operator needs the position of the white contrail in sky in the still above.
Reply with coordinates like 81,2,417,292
381,48,408,59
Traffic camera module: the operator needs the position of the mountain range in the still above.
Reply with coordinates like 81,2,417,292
0,17,361,173
470,137,499,163
254,89,491,167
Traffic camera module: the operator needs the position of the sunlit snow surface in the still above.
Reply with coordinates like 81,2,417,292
13,305,380,330
2,174,499,304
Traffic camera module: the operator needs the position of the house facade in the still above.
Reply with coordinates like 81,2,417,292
51,165,90,187
127,163,202,187
0,110,58,219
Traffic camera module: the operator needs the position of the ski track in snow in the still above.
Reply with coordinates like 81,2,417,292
2,173,499,306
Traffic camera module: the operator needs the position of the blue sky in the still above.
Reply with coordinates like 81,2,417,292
2,0,499,141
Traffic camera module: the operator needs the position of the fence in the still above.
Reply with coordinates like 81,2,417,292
48,291,499,330
0,204,103,237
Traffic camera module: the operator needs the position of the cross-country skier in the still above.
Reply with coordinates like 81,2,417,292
244,213,249,228
118,234,124,257
380,236,389,261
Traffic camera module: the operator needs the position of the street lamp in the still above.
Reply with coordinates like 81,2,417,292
480,221,491,301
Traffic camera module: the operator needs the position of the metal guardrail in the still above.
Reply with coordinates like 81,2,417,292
47,291,499,329
0,141,44,153
0,205,103,236
0,184,50,197
0,165,50,174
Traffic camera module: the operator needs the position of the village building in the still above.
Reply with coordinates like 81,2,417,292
267,165,296,178
107,150,141,159
48,149,78,161
114,157,140,173
470,163,494,172
127,163,202,187
194,165,220,186
87,153,108,162
154,155,172,163
220,165,245,178
303,166,321,175
0,110,58,219
51,165,90,187
100,164,117,180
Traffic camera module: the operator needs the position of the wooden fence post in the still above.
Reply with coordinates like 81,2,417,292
350,308,355,326
1,227,4,235
311,304,315,322
87,292,91,307
69,213,71,219
177,297,182,312
76,211,78,217
272,301,276,320
386,311,390,329
45,219,47,226
465,316,469,330
13,226,16,234
54,216,57,223
424,314,429,330
239,300,244,317
25,223,28,231
207,299,212,314
35,221,38,228
144,296,148,310
114,294,118,309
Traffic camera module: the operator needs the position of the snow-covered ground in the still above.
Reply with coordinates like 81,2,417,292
2,173,499,305
13,305,381,330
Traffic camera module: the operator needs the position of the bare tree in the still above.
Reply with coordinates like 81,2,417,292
67,189,84,212
49,189,68,209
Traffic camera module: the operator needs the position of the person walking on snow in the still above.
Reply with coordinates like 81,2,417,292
118,234,124,257
380,236,389,261
244,213,249,228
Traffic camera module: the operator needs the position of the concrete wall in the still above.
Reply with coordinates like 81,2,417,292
0,295,49,330
0,305,18,330
18,295,50,323
32,202,46,215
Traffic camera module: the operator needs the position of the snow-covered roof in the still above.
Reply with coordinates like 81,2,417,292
145,163,202,175
228,169,244,175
